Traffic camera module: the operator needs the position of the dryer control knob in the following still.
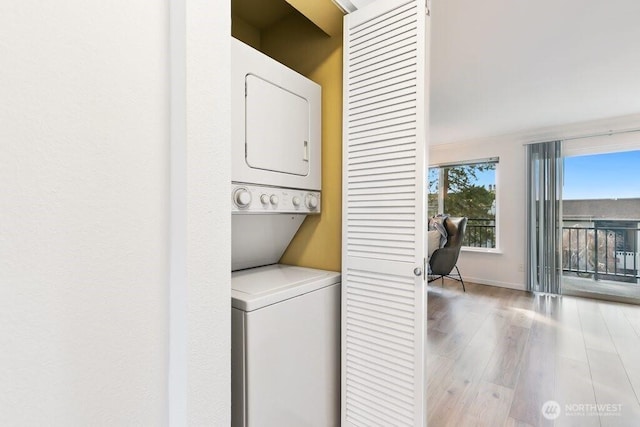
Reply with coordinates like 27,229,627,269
270,194,279,205
306,194,319,210
292,196,301,207
234,188,252,208
260,194,269,205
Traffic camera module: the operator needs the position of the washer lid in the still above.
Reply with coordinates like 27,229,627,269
231,264,341,311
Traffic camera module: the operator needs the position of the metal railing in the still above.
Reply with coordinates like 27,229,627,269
562,224,640,281
464,218,496,248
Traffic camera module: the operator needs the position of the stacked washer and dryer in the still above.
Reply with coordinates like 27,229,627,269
230,38,341,427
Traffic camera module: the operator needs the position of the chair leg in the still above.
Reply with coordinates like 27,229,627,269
455,265,466,292
428,270,465,293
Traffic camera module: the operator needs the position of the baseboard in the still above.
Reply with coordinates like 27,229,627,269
463,276,527,291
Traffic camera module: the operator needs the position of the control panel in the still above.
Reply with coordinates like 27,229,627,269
231,183,321,214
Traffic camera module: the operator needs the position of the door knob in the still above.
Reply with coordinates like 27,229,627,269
413,267,422,277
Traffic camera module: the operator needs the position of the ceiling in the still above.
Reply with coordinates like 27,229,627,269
430,0,640,144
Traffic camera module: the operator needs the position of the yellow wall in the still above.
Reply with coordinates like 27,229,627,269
261,13,343,272
284,0,344,37
231,14,261,49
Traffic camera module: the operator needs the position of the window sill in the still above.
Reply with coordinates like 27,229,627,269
461,247,502,255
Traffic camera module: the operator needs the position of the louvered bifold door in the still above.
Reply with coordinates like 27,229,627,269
342,1,429,426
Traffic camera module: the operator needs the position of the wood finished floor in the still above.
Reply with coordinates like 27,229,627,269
427,280,640,427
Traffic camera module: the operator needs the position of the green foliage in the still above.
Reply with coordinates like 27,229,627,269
445,186,494,219
429,163,497,247
429,163,496,220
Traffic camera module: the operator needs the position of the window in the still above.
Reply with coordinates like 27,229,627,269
428,158,498,248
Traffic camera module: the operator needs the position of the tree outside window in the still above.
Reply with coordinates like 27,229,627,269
428,159,498,248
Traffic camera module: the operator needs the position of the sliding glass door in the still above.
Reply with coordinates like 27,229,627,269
561,150,640,302
527,134,640,303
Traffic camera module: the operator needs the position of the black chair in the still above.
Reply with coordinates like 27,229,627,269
428,216,467,292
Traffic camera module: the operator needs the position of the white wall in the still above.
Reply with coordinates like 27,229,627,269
184,0,231,425
0,1,169,424
430,114,640,291
431,137,527,290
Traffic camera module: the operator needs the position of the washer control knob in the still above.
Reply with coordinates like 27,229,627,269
234,188,252,208
292,196,301,207
260,194,269,205
270,194,279,205
306,194,319,210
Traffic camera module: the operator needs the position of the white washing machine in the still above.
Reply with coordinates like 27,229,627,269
231,265,340,427
230,38,340,427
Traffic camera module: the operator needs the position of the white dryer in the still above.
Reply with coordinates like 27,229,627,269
231,37,321,191
231,37,323,272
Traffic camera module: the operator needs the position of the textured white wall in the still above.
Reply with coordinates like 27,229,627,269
184,0,231,425
0,1,169,424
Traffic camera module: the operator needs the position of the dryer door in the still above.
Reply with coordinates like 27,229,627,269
245,74,310,176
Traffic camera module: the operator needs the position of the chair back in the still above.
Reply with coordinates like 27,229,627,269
429,216,467,275
444,217,467,248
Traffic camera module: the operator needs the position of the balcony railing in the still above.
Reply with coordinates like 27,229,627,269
464,218,496,248
562,224,640,281
436,217,640,283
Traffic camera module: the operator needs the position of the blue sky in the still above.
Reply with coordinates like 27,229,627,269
564,151,640,200
430,151,640,200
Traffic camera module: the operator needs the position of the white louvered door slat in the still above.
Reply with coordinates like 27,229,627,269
342,1,429,425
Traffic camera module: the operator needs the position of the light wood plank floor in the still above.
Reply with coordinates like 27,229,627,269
427,280,640,427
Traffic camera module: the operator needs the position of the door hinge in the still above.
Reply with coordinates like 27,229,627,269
426,0,431,16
